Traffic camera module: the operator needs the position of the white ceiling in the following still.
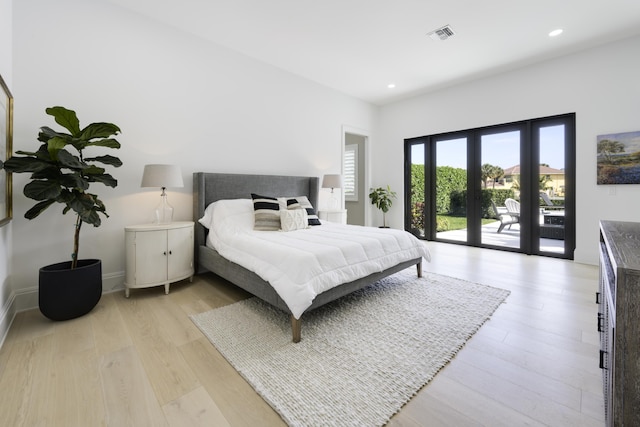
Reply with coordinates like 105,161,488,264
110,0,640,105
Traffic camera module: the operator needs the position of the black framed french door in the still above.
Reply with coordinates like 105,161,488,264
405,113,575,259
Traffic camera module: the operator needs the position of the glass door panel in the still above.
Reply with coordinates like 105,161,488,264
538,124,566,254
435,137,467,242
480,131,521,249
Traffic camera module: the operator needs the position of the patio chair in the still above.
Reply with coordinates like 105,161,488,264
493,199,520,233
540,192,564,210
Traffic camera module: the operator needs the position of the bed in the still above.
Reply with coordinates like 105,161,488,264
193,172,429,342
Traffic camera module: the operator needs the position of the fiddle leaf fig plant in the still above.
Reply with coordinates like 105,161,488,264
2,106,122,268
369,185,397,227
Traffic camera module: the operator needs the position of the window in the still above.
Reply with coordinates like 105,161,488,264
344,144,358,201
404,113,575,259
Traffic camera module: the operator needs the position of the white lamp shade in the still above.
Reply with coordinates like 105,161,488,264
322,174,343,189
141,164,184,188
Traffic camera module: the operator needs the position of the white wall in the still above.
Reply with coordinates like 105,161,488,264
9,1,639,316
11,0,377,307
0,0,13,342
376,35,640,265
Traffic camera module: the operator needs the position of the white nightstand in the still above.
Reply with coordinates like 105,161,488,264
318,209,347,224
124,221,194,297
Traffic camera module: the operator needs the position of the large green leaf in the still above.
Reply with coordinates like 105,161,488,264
89,173,117,187
84,155,123,167
25,199,56,220
15,149,40,156
56,189,75,204
24,180,62,201
38,126,72,144
82,165,106,175
86,138,121,149
57,150,86,170
31,165,62,180
67,137,89,152
81,210,101,227
80,122,120,140
93,196,106,213
69,193,102,227
46,106,81,137
3,156,51,173
59,173,89,190
47,136,68,159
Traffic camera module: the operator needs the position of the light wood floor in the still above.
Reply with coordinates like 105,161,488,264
0,242,604,426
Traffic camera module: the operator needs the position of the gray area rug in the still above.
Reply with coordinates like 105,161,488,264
191,270,510,427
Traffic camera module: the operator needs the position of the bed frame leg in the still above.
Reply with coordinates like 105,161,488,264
291,316,301,343
417,261,423,278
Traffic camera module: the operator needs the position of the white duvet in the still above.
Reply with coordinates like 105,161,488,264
200,199,431,319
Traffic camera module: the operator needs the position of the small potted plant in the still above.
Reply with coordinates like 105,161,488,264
369,185,397,228
2,106,122,320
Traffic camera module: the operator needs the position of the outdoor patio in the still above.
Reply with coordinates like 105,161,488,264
437,219,565,253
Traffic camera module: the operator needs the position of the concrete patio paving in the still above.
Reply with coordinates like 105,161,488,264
436,220,565,254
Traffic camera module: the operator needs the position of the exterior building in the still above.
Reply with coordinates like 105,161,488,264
502,164,566,197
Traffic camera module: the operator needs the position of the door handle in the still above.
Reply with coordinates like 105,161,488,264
597,313,605,332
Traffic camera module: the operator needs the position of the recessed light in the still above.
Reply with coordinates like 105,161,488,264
549,29,563,37
387,83,396,89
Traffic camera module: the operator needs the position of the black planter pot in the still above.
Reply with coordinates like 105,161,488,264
39,259,102,321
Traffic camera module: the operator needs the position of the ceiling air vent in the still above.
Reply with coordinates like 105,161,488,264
428,25,455,41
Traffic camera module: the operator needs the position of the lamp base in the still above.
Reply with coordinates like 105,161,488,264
328,195,339,210
154,192,174,224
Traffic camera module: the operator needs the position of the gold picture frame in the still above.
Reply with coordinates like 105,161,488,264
0,74,13,227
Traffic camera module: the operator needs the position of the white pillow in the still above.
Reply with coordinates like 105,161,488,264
198,199,254,233
277,195,321,226
198,204,216,229
280,208,309,232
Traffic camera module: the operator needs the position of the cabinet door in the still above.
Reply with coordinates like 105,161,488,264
167,226,193,280
135,230,169,285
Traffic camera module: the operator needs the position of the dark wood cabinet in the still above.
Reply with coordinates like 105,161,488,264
598,220,640,427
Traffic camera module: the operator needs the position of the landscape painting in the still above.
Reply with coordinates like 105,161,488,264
597,130,640,185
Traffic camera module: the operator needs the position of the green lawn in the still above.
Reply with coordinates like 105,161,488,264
437,215,496,232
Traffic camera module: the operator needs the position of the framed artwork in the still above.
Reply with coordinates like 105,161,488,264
597,130,640,185
0,74,12,226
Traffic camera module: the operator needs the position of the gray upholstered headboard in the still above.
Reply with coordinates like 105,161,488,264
192,172,320,268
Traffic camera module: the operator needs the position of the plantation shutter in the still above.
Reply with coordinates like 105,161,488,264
344,144,358,201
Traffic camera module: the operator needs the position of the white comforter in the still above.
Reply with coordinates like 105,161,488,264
202,199,431,319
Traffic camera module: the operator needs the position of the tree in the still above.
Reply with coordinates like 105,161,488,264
2,106,122,268
481,164,504,188
539,174,552,191
598,139,625,163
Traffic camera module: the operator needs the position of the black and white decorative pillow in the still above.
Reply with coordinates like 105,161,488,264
285,198,302,210
251,193,281,231
288,196,321,226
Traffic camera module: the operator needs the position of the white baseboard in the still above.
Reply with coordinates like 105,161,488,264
0,291,17,350
103,271,126,294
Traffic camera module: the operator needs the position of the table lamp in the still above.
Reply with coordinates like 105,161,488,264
141,164,184,223
322,174,343,210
